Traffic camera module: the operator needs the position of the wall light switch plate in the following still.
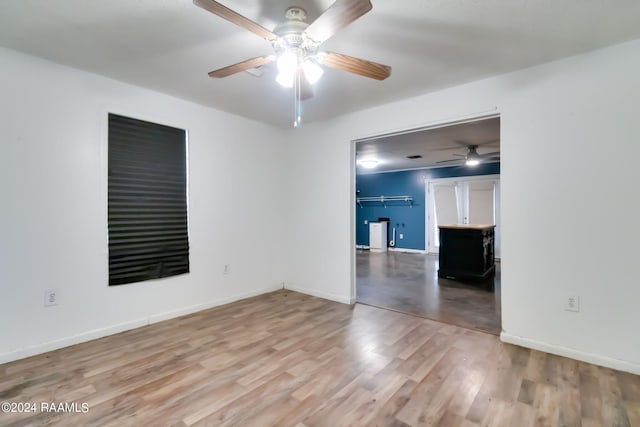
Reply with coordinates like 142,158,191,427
399,233,404,239
564,295,580,312
44,289,59,307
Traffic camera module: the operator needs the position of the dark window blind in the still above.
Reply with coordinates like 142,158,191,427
108,113,189,286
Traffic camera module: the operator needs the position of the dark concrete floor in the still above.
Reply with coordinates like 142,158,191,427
356,249,501,335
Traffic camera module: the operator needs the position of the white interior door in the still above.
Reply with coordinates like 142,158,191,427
427,176,500,257
467,180,495,225
428,182,460,253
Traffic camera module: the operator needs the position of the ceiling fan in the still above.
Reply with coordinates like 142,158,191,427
193,0,392,125
437,144,500,167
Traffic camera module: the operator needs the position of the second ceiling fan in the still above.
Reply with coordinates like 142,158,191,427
194,0,392,120
437,142,500,167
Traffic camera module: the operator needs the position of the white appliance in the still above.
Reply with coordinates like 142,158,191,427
369,221,388,252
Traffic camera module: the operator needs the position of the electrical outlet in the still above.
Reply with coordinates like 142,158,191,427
364,220,368,224
564,295,580,312
223,264,230,275
44,289,59,307
399,233,404,239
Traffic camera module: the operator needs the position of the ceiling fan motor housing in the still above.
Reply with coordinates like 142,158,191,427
285,6,307,22
466,145,480,160
273,7,318,57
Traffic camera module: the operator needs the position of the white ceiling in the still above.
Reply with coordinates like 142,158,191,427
1,1,639,128
356,117,500,173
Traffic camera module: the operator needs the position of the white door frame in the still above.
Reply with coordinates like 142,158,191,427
350,111,501,303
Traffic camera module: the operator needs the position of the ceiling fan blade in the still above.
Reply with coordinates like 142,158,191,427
480,151,500,157
428,146,463,152
193,0,277,41
436,159,464,164
208,56,275,78
452,140,471,147
452,154,466,157
478,139,500,147
303,0,372,44
319,52,391,80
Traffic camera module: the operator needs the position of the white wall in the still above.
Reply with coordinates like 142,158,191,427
282,122,356,304
285,38,640,373
0,47,288,363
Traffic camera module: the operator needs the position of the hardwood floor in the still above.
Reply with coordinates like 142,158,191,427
356,250,501,335
1,290,639,426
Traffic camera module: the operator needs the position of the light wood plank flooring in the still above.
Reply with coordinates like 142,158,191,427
1,290,638,426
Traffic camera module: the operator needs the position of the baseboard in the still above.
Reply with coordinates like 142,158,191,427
283,284,352,305
500,332,640,375
146,284,283,324
0,284,283,365
357,246,427,254
389,247,427,254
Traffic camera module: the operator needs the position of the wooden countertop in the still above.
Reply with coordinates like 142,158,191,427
438,224,495,230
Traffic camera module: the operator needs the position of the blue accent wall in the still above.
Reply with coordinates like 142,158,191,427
356,163,500,250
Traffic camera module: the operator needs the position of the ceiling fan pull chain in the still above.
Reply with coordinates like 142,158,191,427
294,68,302,127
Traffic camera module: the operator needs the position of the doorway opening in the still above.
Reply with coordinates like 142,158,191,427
353,115,501,335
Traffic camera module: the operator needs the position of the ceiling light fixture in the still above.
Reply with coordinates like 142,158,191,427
275,48,325,128
196,2,392,129
271,7,322,127
465,146,481,166
302,59,324,84
276,50,298,88
359,159,379,169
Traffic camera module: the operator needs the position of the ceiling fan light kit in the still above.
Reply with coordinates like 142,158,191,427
301,60,324,85
273,7,322,90
274,50,324,89
193,0,392,127
437,144,500,167
465,146,480,166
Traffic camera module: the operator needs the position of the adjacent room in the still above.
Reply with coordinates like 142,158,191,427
355,117,502,335
1,0,640,425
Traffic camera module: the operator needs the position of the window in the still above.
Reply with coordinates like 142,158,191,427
108,113,189,286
